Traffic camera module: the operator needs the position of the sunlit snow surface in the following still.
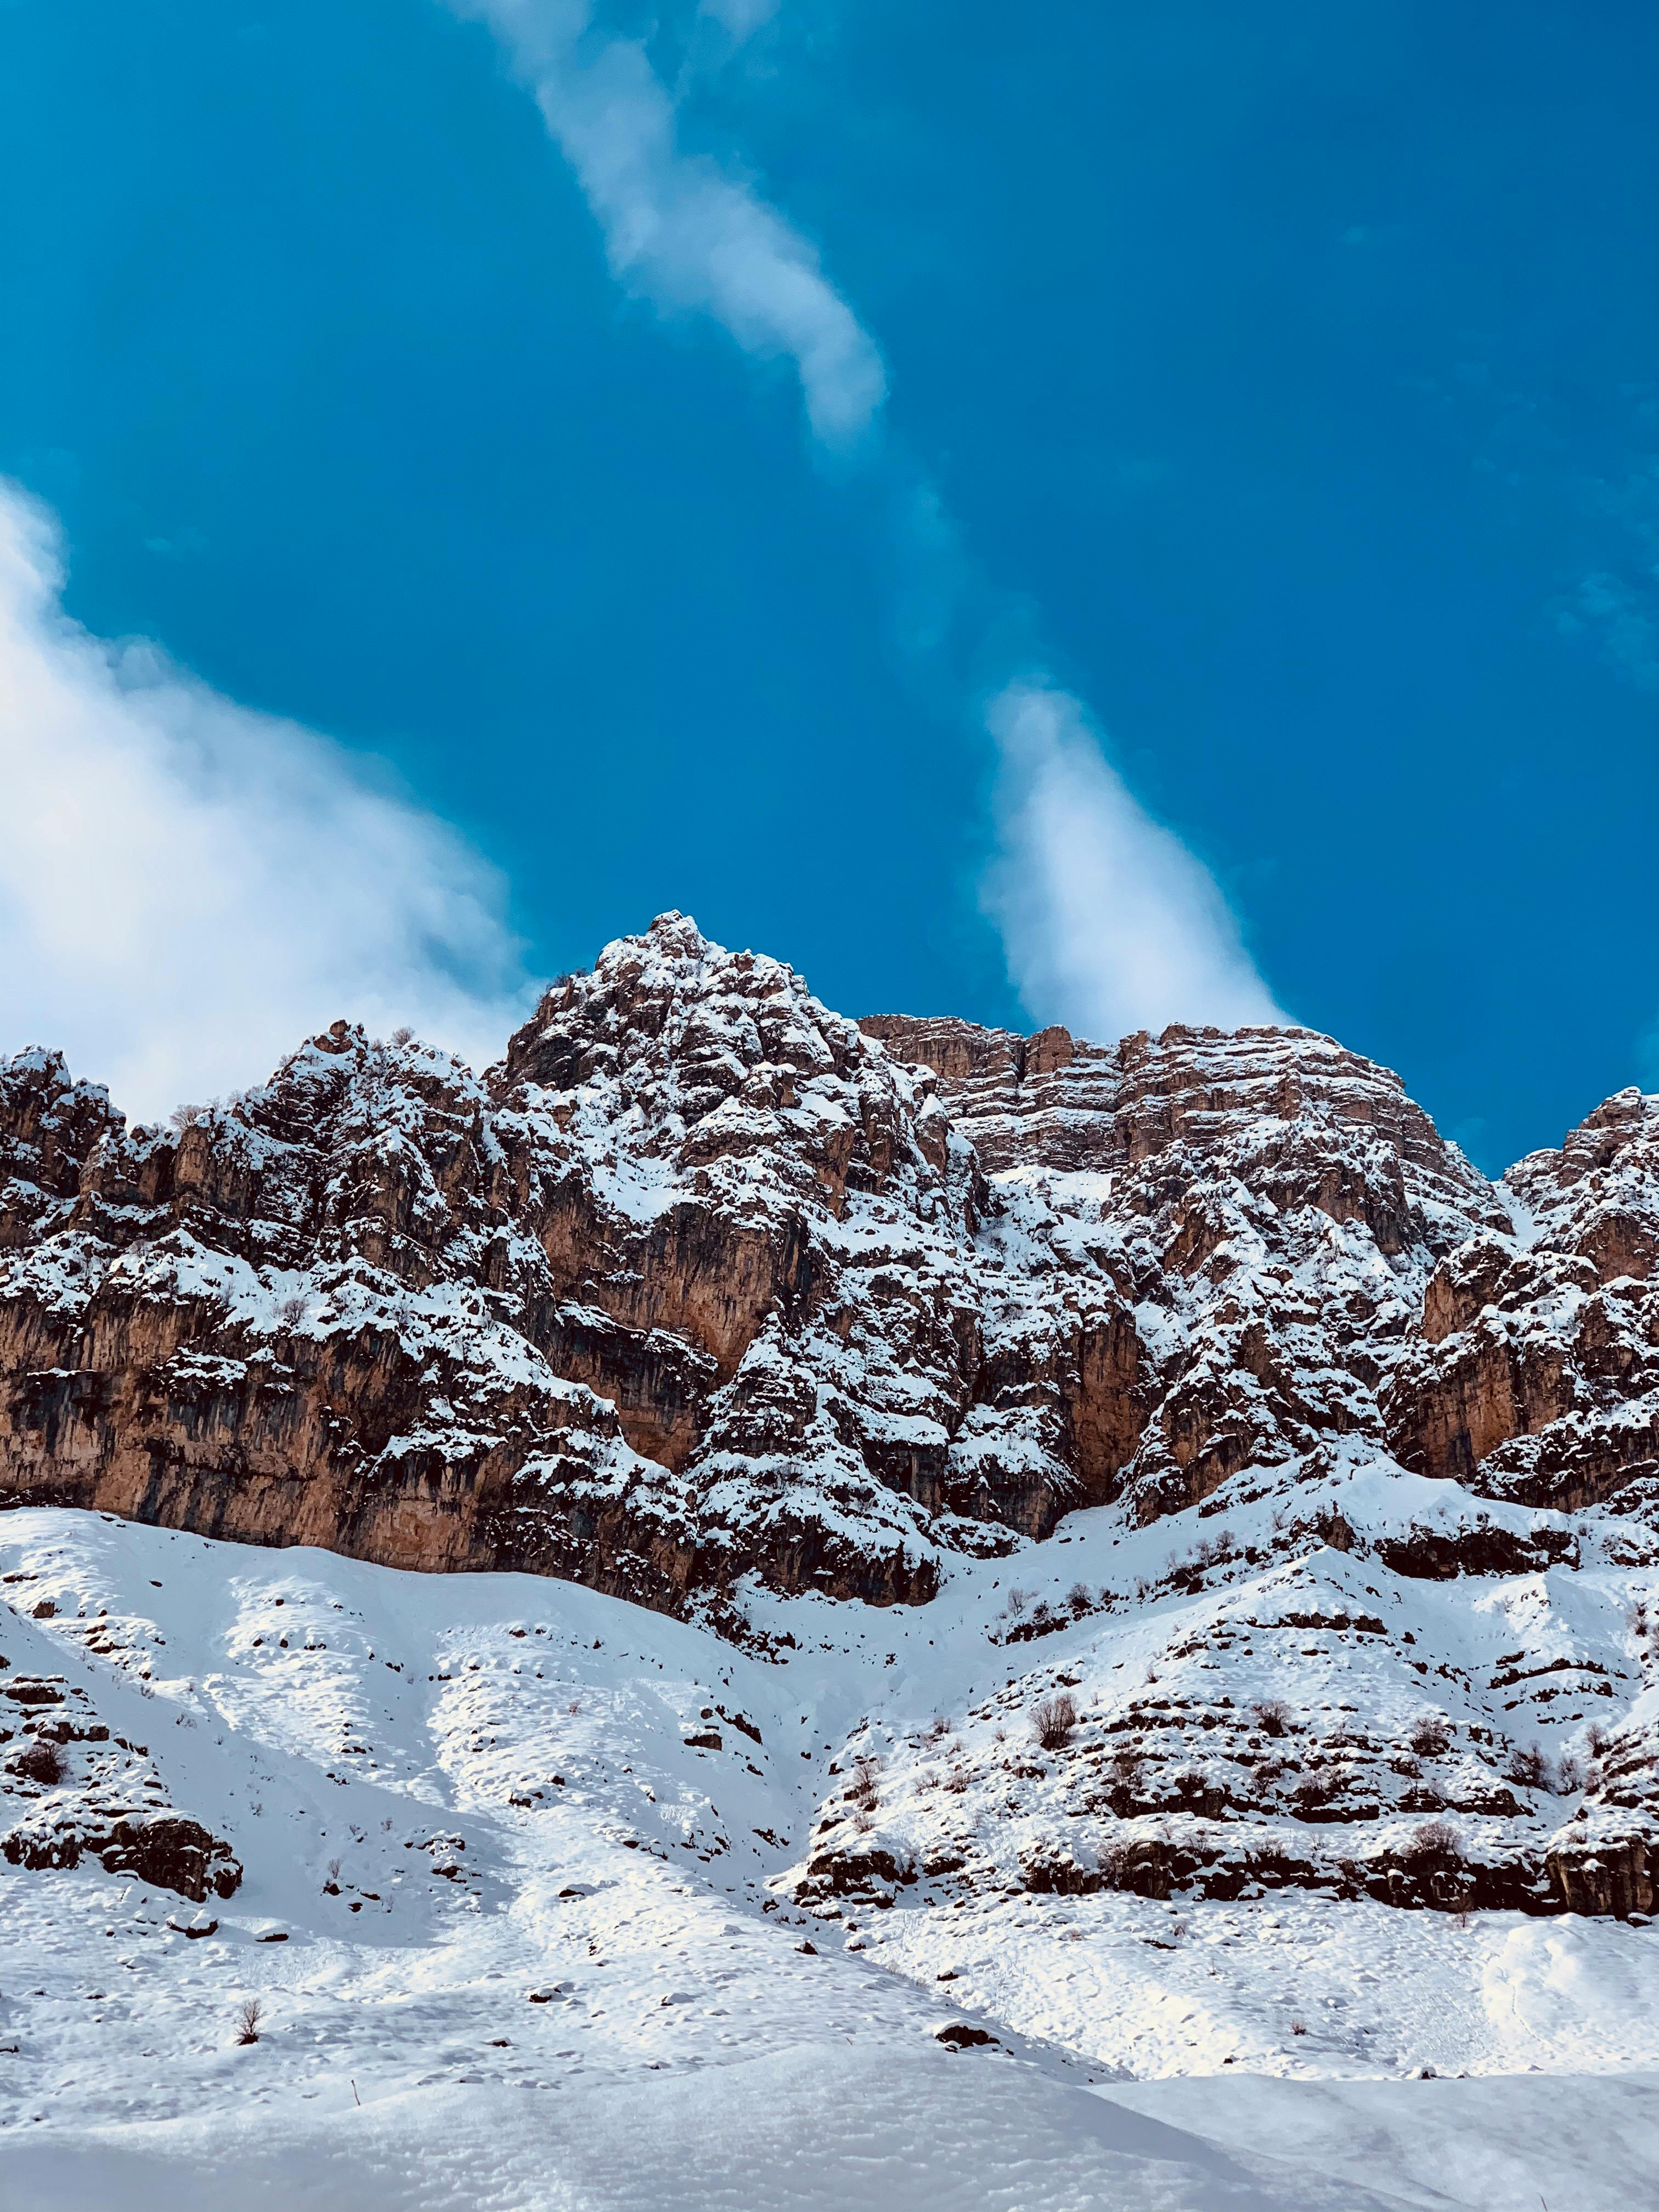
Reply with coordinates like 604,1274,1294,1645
2,1506,1656,2210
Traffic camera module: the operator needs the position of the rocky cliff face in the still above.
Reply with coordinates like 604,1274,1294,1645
0,919,1143,1615
1385,1090,1659,1517
3,918,1656,1615
4,912,1659,1917
863,1014,1510,1527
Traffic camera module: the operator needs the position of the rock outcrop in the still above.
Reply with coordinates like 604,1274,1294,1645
2,914,1657,1632
0,1634,241,1904
7,926,1659,1921
863,1015,1510,1530
1386,1090,1659,1515
0,920,1143,1613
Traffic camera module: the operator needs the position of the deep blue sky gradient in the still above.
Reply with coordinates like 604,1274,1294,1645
2,0,1656,1170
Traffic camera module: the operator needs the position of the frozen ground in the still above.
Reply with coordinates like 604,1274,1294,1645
3,1505,1657,2209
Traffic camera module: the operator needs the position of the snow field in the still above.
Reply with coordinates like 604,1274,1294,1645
3,1504,1659,2208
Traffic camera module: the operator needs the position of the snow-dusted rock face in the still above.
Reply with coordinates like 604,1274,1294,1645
1387,1090,1659,1517
0,919,1146,1615
1,915,1656,1675
864,1012,1517,1527
3,905,1659,1984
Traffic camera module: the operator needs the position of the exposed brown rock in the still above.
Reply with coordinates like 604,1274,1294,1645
3,913,1658,1632
0,921,1144,1612
1386,1093,1659,1510
1547,1832,1654,1919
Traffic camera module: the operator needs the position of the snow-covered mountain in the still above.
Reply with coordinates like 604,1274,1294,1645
3,915,1658,2206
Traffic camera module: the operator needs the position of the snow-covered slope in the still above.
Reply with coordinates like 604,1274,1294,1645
3,1505,1658,2211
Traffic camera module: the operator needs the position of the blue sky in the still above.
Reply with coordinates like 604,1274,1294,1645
1,1,1656,1169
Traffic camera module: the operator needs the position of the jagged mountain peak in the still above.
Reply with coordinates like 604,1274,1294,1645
495,912,955,1227
4,923,1659,1928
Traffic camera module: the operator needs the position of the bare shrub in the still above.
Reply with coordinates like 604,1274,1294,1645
1252,1699,1290,1739
1005,1589,1030,1617
235,1996,263,2045
849,1755,880,1811
1066,1582,1093,1618
1033,1693,1077,1751
1555,1752,1585,1795
852,1808,875,1836
1409,1819,1462,1861
1505,1742,1551,1791
275,1294,307,1330
943,1767,970,1796
168,1103,206,1133
391,1025,415,1047
1586,1719,1610,1758
15,1738,64,1786
1409,1712,1451,1758
1290,2017,1308,2036
1108,1749,1142,1805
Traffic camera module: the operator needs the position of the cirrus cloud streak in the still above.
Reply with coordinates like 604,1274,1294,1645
459,3,1286,1048
982,681,1286,1041
456,0,885,447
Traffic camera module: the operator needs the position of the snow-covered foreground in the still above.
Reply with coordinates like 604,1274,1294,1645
3,1505,1657,2209
12,2064,1659,2212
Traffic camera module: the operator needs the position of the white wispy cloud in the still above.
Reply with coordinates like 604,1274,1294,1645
0,481,532,1119
455,5,1288,1048
456,0,884,446
981,681,1287,1041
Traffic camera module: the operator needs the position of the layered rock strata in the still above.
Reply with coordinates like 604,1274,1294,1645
4,918,1658,1621
4,912,1659,1915
0,922,1142,1613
